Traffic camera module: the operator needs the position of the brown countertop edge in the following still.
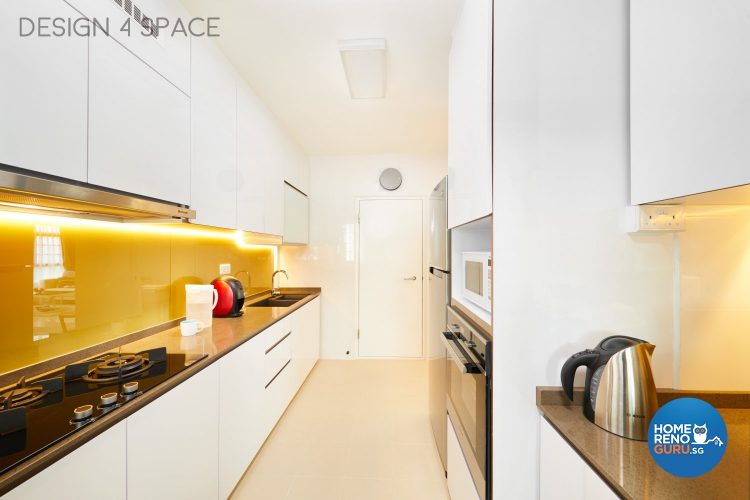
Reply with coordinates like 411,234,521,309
0,288,321,496
536,386,750,500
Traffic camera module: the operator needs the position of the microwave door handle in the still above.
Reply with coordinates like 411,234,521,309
441,333,479,374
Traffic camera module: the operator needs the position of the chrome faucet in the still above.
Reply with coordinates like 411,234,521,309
271,270,288,296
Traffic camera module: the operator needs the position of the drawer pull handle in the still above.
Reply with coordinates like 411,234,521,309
265,359,292,389
265,331,292,355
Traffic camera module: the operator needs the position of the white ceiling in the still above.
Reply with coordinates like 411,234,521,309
180,0,463,156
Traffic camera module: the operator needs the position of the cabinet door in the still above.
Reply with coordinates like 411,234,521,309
584,467,618,500
291,298,320,385
539,417,585,500
447,415,481,500
283,183,310,245
127,364,219,500
0,0,87,181
4,421,126,500
263,319,296,435
88,34,190,204
540,417,617,500
631,0,750,204
219,335,265,499
447,0,493,228
236,80,300,236
237,82,268,234
191,37,237,229
66,0,190,93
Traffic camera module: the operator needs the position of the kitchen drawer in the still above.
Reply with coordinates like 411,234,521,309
264,329,293,385
264,353,295,436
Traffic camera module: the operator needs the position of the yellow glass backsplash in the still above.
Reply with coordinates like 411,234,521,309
0,214,275,376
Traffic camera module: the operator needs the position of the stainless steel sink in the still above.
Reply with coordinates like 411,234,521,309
246,294,309,308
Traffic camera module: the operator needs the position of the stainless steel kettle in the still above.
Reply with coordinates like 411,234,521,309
561,335,659,441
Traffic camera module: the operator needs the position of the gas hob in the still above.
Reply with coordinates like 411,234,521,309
0,346,204,476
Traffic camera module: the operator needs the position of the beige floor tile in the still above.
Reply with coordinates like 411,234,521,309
286,475,344,500
338,476,394,500
390,476,451,500
231,472,293,500
231,360,446,500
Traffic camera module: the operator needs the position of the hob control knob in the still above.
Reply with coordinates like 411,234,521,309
73,404,93,420
122,381,139,395
100,392,118,406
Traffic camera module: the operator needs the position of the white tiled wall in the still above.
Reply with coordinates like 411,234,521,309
280,154,447,359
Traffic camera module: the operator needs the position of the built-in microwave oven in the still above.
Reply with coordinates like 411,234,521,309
462,251,491,312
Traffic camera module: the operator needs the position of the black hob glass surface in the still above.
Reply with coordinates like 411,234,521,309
0,347,203,476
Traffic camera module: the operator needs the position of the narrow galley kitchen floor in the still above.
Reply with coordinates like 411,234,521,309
232,360,448,500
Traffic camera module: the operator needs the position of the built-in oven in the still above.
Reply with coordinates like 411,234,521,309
443,306,491,500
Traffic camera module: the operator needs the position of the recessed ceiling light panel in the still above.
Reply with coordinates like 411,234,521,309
338,38,387,99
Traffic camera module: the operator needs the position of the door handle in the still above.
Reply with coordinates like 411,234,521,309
404,276,417,281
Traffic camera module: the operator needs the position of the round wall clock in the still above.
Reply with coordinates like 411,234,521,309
379,168,403,191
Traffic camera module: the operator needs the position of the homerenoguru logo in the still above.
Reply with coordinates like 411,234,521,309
648,397,728,478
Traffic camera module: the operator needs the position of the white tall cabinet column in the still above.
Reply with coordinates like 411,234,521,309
448,0,493,228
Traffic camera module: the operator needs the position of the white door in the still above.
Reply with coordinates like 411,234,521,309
358,199,423,358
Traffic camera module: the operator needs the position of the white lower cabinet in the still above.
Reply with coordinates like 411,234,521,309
292,297,321,386
4,421,126,500
218,334,265,499
447,415,481,500
263,318,296,436
539,417,617,500
126,364,219,500
6,299,321,500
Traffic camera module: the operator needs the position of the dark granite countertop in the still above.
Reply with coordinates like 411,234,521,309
537,387,750,500
0,288,321,495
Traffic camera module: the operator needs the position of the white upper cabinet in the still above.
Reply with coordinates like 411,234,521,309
235,81,289,236
191,37,238,229
448,0,493,228
127,363,219,499
0,0,87,181
88,34,190,204
237,82,270,234
66,0,190,93
631,0,750,204
283,183,310,245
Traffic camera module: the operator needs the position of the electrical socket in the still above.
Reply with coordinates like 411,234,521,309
625,205,685,233
219,263,231,275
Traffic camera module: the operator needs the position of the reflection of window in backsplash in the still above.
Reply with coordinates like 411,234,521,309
0,216,276,376
33,225,65,288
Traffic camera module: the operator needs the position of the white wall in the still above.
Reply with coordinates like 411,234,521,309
492,0,675,497
679,206,750,391
280,154,447,359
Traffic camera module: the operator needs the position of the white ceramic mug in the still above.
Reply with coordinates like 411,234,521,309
180,319,205,337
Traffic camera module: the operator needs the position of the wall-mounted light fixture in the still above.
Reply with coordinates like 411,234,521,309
338,38,387,99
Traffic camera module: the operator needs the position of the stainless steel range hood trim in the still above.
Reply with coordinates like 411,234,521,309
0,167,196,221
